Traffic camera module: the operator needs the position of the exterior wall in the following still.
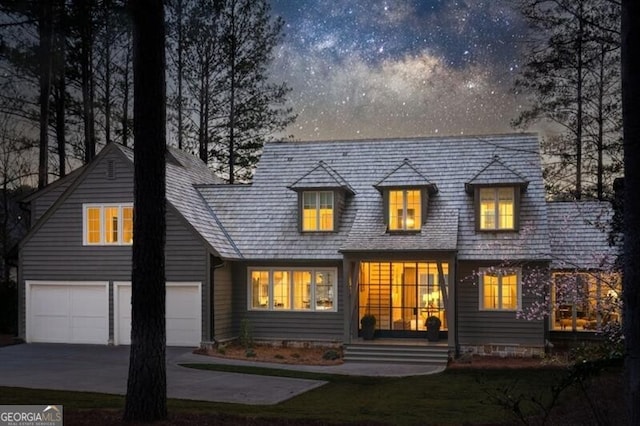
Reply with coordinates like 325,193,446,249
457,260,546,355
29,175,78,226
231,261,345,343
19,149,210,342
212,260,233,341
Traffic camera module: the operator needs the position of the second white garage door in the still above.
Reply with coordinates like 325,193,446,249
115,282,202,347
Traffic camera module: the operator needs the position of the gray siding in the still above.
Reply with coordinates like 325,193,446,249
231,261,345,342
457,261,545,347
213,261,233,340
20,149,211,342
30,172,80,226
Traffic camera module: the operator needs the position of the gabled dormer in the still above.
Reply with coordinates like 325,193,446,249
288,161,355,233
465,155,529,232
374,159,438,232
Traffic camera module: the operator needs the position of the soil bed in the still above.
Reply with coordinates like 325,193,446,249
194,341,344,366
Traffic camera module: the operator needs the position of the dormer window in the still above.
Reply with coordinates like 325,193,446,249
389,189,421,231
289,161,355,234
479,187,515,230
466,156,528,233
374,159,438,234
302,191,334,231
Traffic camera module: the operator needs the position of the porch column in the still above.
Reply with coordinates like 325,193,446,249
342,257,360,343
444,255,457,353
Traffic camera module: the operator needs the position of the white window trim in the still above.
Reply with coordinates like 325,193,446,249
478,186,516,231
478,267,522,311
82,203,133,246
247,267,338,312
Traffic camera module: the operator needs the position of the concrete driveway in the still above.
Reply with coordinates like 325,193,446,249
0,343,325,405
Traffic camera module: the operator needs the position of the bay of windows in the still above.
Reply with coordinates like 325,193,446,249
302,191,334,231
83,204,133,245
551,272,621,332
479,187,515,230
249,268,337,311
480,268,520,311
389,189,421,231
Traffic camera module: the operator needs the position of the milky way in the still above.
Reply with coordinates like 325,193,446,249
269,0,542,141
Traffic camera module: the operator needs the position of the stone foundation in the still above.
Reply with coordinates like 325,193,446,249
459,344,544,358
201,338,342,351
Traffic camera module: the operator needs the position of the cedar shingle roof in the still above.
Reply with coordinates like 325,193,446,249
374,158,438,193
547,201,618,270
465,155,529,193
117,144,242,259
288,161,355,194
198,133,552,261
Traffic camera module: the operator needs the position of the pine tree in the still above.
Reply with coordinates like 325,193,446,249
513,0,621,200
123,0,167,421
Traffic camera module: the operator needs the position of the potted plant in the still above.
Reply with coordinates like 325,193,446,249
360,314,376,340
426,316,441,342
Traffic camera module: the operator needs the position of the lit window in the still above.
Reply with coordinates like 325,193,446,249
86,207,101,244
389,189,421,231
123,207,133,244
104,207,119,243
251,270,270,309
248,268,337,312
479,187,515,230
273,271,290,309
551,272,621,332
293,271,311,309
83,204,133,245
480,268,520,311
302,191,334,231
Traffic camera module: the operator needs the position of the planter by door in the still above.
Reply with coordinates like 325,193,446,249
426,316,441,342
360,314,376,340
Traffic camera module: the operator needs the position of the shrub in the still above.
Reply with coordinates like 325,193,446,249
239,318,254,349
322,349,340,361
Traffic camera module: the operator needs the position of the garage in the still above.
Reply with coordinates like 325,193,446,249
115,282,202,347
26,281,109,344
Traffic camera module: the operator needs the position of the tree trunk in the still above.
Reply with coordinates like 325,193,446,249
123,0,167,422
228,5,236,184
121,30,131,147
38,0,54,189
176,0,184,150
53,0,66,178
104,0,112,145
78,0,96,163
575,1,584,201
622,0,640,423
596,45,605,201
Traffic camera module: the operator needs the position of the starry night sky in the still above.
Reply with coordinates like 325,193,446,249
269,0,541,141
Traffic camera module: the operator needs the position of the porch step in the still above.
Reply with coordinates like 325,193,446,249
344,341,449,366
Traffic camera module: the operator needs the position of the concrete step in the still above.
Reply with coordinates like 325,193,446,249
344,342,449,365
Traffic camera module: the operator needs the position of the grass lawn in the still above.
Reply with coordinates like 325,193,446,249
0,363,623,425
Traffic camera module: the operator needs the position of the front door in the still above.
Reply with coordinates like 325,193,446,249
358,261,448,337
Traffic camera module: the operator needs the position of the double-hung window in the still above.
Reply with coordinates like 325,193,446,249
479,268,521,311
302,191,334,231
83,204,133,245
478,187,515,230
388,189,421,231
249,268,337,312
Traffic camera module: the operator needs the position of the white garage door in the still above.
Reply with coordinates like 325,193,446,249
27,281,109,344
115,282,202,347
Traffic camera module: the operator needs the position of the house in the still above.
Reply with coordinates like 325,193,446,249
17,134,619,357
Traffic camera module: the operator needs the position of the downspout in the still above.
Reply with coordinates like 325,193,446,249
454,253,460,358
210,254,225,342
